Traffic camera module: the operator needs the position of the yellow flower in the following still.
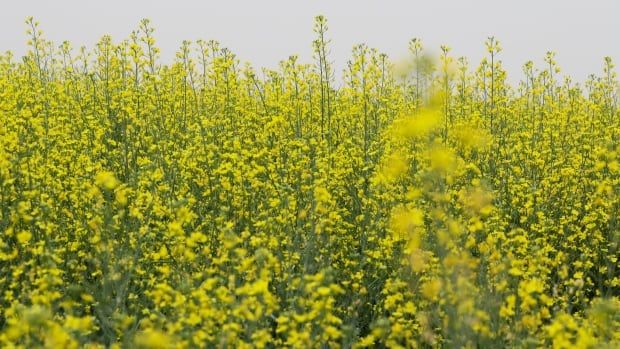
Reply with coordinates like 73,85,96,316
16,230,32,245
95,171,119,190
420,278,442,301
395,109,440,140
377,152,408,183
428,146,456,173
390,206,424,239
134,329,173,349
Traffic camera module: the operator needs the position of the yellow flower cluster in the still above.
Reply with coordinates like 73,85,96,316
0,17,619,348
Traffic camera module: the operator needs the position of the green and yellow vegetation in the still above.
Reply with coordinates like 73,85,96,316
0,16,619,348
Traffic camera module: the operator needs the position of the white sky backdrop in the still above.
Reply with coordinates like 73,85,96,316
1,0,619,84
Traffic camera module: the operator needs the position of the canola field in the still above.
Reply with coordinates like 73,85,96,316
0,17,619,348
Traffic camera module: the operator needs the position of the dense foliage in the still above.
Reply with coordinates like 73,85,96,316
0,16,619,348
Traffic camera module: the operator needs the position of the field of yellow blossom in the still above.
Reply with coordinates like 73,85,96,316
0,16,619,348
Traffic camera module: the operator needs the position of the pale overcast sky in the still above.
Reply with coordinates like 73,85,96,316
1,0,618,84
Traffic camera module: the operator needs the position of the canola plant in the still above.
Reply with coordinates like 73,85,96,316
0,16,619,348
